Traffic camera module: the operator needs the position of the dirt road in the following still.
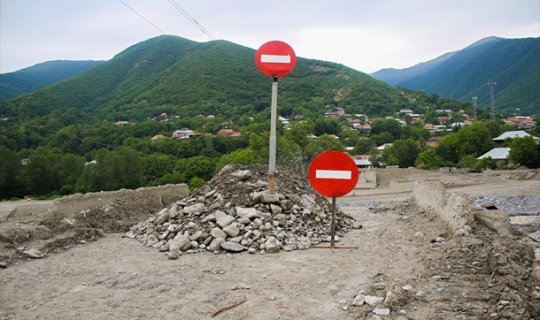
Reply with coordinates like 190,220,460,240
0,206,440,319
1,168,539,319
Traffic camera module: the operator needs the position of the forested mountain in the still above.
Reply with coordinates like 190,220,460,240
1,35,415,122
371,37,540,115
0,60,104,101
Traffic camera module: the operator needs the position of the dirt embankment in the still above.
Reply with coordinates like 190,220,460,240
0,184,189,266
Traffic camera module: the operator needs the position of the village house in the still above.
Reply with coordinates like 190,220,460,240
399,109,414,115
492,130,539,146
324,107,346,118
114,120,130,127
216,128,241,138
172,128,198,139
505,116,536,130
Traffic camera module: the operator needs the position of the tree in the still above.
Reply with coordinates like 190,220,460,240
370,119,401,140
25,148,63,195
143,154,177,184
304,135,345,162
176,156,216,182
387,138,420,168
92,147,144,191
436,122,494,166
353,139,374,155
415,148,443,169
509,136,540,168
314,118,340,136
0,147,21,198
285,121,314,151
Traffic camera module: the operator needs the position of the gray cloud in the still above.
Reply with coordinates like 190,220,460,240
1,0,538,73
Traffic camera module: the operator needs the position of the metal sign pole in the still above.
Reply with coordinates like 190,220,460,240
268,76,278,194
331,196,336,252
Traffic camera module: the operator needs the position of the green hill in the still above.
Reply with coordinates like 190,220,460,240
0,35,426,123
0,35,467,151
0,60,104,101
372,37,540,115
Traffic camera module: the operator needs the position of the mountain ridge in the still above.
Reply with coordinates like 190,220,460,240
0,60,104,101
371,36,540,114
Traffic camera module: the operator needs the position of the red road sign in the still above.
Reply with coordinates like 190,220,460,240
308,151,359,197
255,40,297,78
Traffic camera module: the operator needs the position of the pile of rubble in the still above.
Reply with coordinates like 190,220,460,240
126,165,359,258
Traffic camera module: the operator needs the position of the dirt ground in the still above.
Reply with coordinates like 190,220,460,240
1,168,539,320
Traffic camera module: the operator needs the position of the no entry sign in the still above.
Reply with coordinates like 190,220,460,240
255,40,297,78
308,151,359,197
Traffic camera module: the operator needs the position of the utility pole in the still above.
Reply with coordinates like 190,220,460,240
472,96,478,121
487,81,496,120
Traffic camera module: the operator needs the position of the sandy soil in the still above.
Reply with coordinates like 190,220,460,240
1,168,539,320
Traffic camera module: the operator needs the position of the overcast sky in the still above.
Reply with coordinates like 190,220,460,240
1,0,539,74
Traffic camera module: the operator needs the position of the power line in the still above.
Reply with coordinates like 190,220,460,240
167,0,216,40
117,0,165,34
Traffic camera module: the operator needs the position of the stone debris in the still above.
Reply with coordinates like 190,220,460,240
372,307,390,316
126,165,354,255
470,195,540,216
22,248,45,259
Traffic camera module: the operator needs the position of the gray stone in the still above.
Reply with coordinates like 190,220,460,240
23,248,45,259
189,231,203,241
265,237,281,253
373,307,390,316
363,295,384,306
201,213,215,223
159,242,169,252
221,241,246,252
238,217,251,225
172,234,192,251
223,224,240,237
280,199,293,210
208,238,225,251
183,203,205,216
402,284,413,291
146,234,159,246
154,211,169,225
235,207,259,219
261,193,280,203
229,236,242,243
352,221,363,229
0,261,7,268
231,169,252,181
248,247,257,254
152,240,164,249
214,210,227,219
270,204,282,214
166,251,180,260
352,295,365,306
210,227,227,239
532,266,540,282
217,215,236,228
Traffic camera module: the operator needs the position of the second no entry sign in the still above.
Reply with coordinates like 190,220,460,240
308,151,359,197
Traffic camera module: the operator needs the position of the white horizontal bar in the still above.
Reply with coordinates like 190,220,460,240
261,54,291,63
315,170,352,180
